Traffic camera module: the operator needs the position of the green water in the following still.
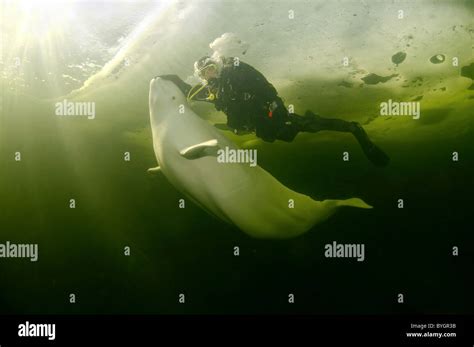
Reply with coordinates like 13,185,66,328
0,0,473,314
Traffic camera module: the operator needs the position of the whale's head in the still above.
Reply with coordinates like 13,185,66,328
149,76,186,123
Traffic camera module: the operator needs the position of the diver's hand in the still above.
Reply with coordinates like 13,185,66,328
154,74,191,95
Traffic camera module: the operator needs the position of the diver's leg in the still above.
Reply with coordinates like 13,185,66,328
301,111,390,167
275,121,300,142
270,106,300,142
275,112,350,142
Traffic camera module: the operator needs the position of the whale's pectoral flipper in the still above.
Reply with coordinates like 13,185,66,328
147,166,161,176
179,139,219,159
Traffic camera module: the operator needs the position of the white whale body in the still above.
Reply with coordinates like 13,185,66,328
148,77,372,239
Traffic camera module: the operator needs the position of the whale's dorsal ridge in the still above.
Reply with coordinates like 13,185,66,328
179,139,219,159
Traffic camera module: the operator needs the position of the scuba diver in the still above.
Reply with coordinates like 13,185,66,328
159,56,389,166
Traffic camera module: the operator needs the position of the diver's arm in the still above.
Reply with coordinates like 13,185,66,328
156,74,217,105
155,74,192,96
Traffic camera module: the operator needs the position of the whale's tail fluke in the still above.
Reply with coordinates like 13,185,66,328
325,198,373,210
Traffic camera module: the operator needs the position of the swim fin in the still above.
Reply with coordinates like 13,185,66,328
350,123,390,167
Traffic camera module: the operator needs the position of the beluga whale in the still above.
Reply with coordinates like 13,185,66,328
148,76,372,239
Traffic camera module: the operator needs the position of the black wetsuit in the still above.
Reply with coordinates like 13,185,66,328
210,58,293,142
157,59,389,166
159,59,298,141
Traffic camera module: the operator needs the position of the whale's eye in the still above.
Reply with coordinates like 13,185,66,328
172,96,176,100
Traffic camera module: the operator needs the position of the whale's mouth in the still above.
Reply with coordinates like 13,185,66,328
149,76,186,120
150,76,176,105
